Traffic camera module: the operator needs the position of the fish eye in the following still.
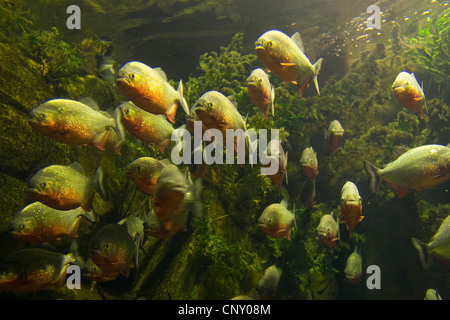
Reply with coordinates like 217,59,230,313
124,108,130,115
18,224,25,231
267,40,272,47
40,182,46,188
207,102,214,109
130,73,135,80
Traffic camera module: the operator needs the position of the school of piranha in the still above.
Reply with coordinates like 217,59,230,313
1,28,449,298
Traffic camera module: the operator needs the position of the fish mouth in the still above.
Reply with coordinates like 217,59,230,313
26,187,39,194
255,44,265,52
393,86,406,94
115,76,129,86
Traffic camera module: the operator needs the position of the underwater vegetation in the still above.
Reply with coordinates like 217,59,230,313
0,1,449,300
408,7,449,102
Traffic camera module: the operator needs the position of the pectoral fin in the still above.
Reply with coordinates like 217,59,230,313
93,128,112,151
165,103,178,124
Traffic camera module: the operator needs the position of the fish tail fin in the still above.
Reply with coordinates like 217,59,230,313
68,238,85,269
177,80,190,116
82,210,98,223
410,237,430,270
113,107,127,143
313,58,323,96
364,160,381,193
94,167,109,201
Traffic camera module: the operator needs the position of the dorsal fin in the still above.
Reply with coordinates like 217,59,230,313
392,146,409,159
280,199,289,208
69,162,84,174
153,67,168,81
291,32,305,52
79,97,100,110
227,95,238,109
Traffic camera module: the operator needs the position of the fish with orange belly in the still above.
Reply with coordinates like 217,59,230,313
115,61,189,123
258,200,297,240
300,146,318,181
88,223,137,278
392,71,427,119
262,139,288,188
316,212,340,247
8,202,96,242
344,247,362,284
192,90,247,151
126,157,167,196
152,164,203,233
255,29,323,97
325,120,344,154
0,248,75,293
364,144,450,197
28,98,125,154
117,101,174,153
27,162,108,212
247,68,275,119
339,181,363,237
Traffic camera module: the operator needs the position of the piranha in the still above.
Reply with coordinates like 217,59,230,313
8,202,96,243
258,199,297,240
247,68,275,119
300,146,318,180
325,120,344,154
411,214,450,270
88,223,137,277
392,71,426,119
364,144,450,197
253,265,282,300
339,181,363,237
98,54,116,85
117,101,174,153
344,247,362,284
118,213,145,267
126,157,167,195
152,164,203,232
255,29,323,97
0,248,75,293
82,257,120,283
144,208,176,239
28,98,125,154
424,289,443,300
316,212,340,248
27,162,108,212
193,90,247,150
115,61,189,123
262,139,288,188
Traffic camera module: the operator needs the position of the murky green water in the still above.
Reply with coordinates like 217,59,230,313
0,0,449,301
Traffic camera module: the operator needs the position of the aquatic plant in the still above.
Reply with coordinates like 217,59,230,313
409,8,449,101
185,33,257,106
26,27,110,82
